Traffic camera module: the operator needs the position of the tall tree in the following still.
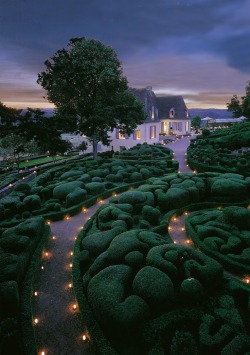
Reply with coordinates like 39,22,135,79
227,81,250,118
191,115,201,130
37,37,146,159
0,134,29,172
0,102,21,137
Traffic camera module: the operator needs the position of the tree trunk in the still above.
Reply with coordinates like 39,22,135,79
92,134,98,160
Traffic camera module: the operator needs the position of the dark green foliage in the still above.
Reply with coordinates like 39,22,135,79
132,265,174,308
180,278,203,304
125,251,144,269
106,173,123,182
118,190,154,212
23,194,41,210
130,172,143,182
187,121,250,175
0,234,30,254
157,187,190,212
0,281,19,319
223,206,250,229
85,182,106,195
13,182,31,193
142,205,160,225
66,187,87,207
60,169,83,179
53,181,85,200
211,178,248,200
22,211,31,219
170,330,198,355
87,265,150,328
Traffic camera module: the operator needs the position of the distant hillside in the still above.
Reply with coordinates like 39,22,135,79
29,108,233,119
189,108,233,119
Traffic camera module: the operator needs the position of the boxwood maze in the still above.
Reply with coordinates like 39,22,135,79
187,121,250,175
0,144,177,354
0,217,50,355
75,171,250,354
185,206,250,275
0,144,177,227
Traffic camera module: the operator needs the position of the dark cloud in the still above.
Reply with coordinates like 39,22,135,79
0,0,249,108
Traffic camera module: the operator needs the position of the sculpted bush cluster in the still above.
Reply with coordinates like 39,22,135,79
187,121,250,175
77,171,250,353
0,145,177,225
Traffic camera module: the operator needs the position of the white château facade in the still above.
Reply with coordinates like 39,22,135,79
62,87,191,153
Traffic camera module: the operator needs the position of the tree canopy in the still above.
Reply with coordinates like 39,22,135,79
227,81,250,118
0,102,21,137
191,115,201,129
37,37,146,159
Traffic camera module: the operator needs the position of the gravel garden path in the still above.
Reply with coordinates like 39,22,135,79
32,136,193,355
32,201,108,355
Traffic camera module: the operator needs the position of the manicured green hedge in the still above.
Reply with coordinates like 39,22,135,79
0,217,50,355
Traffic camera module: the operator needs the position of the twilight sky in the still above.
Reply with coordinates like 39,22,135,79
1,0,250,109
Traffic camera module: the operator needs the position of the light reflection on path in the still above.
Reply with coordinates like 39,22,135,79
33,199,108,355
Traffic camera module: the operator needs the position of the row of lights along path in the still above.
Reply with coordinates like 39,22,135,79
32,136,193,354
33,199,107,355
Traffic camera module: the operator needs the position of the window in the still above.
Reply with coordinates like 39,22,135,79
136,130,141,140
150,125,156,139
169,108,175,118
178,122,182,131
151,106,155,120
136,130,141,139
118,131,125,139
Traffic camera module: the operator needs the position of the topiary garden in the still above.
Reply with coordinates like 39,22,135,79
1,141,250,354
73,171,250,354
0,144,177,227
187,121,250,175
0,144,178,354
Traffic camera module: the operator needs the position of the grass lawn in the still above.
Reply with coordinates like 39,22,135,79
14,155,67,169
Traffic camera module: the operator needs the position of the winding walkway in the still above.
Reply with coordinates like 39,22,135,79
33,201,108,355
32,137,193,355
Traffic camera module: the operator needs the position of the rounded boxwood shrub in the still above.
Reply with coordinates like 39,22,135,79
142,205,160,225
85,182,105,195
118,191,149,212
23,195,41,210
77,174,91,183
180,278,203,303
53,181,85,200
0,235,30,254
60,170,83,179
130,172,143,182
87,264,150,329
210,178,248,200
170,331,198,355
132,265,174,308
91,177,103,183
22,211,31,219
66,187,87,207
4,209,11,219
13,182,30,193
106,173,123,183
125,251,144,268
223,206,250,229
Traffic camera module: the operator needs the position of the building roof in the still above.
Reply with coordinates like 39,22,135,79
156,95,190,120
131,87,160,122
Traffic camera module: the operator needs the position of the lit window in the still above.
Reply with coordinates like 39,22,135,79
118,131,125,139
150,125,156,139
169,108,175,118
136,130,141,139
151,106,155,120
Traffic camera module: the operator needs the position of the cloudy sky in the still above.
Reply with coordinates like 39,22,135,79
1,0,250,109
